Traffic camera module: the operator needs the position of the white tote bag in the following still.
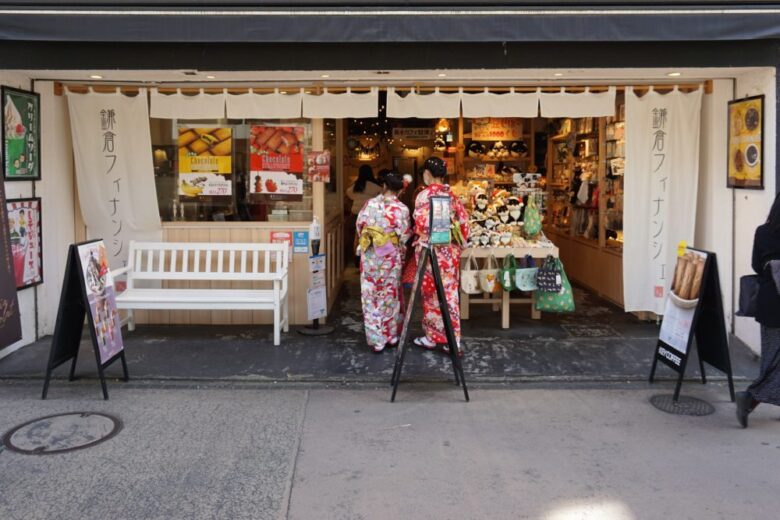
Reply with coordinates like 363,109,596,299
460,253,481,295
479,253,500,294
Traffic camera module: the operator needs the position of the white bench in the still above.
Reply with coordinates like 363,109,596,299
111,241,289,345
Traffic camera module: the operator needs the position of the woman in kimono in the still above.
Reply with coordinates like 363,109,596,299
412,157,470,353
356,173,412,352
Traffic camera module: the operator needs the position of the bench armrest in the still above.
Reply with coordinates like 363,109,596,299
111,266,131,278
275,267,289,280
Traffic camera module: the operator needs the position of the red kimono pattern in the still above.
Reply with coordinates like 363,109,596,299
413,183,470,346
357,194,412,350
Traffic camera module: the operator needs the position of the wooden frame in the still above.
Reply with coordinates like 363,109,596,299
2,86,41,181
727,94,764,190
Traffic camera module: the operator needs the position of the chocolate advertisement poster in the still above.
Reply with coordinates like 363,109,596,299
177,126,233,198
0,180,22,349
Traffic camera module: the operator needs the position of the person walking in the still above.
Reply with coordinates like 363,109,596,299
356,173,411,353
411,157,469,353
737,192,780,427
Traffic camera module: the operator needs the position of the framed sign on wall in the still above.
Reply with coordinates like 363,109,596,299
727,94,763,190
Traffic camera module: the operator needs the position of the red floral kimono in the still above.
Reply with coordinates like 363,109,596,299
413,183,470,346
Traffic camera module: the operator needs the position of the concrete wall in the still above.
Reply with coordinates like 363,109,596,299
732,69,777,354
0,79,75,360
696,78,735,330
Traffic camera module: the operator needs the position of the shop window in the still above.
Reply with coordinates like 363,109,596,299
151,118,319,223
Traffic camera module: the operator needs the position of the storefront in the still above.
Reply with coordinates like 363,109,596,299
0,2,779,359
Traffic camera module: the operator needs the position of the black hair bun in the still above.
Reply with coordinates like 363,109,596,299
423,156,447,178
384,172,405,191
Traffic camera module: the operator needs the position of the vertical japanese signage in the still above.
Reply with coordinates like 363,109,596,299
6,197,42,289
249,126,305,198
178,127,233,198
2,87,40,181
649,105,668,301
77,240,124,364
100,107,125,261
0,180,22,349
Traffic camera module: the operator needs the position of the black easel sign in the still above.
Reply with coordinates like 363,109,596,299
649,248,735,401
42,240,128,400
0,178,22,350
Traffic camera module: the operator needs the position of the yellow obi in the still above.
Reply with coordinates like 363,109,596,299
359,226,399,253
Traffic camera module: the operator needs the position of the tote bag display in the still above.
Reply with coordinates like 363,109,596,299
534,258,575,313
515,254,538,292
460,253,482,295
479,253,500,293
523,196,542,239
535,255,562,293
500,254,518,292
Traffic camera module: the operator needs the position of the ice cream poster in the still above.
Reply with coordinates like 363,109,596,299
77,240,124,364
249,126,305,173
178,127,233,197
306,151,331,183
6,197,42,289
2,87,40,180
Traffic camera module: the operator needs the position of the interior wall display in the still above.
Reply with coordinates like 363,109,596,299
177,126,233,198
650,247,734,402
727,95,763,189
471,118,522,141
306,150,331,183
66,88,162,269
0,180,22,350
2,86,40,181
42,240,128,400
249,125,304,173
624,87,703,314
6,197,42,289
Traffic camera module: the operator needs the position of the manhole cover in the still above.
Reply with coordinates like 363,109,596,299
562,324,620,338
650,394,715,416
2,412,122,455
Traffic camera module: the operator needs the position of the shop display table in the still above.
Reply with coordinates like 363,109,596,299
460,242,559,329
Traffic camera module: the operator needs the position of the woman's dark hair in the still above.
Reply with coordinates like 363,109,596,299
423,156,447,178
377,168,392,184
354,165,376,193
383,172,405,192
768,191,780,233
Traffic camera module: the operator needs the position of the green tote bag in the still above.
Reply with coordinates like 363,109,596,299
533,258,575,313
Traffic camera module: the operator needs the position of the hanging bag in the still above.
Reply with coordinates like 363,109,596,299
499,254,518,292
535,255,562,293
534,258,576,313
479,253,500,293
736,274,759,318
523,195,542,239
515,254,539,292
460,252,482,295
769,259,780,295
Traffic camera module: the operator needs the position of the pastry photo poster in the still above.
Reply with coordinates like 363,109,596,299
249,126,305,199
727,95,763,189
177,126,233,198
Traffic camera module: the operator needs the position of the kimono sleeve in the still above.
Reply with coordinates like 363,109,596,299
356,198,372,234
451,192,470,242
395,203,412,245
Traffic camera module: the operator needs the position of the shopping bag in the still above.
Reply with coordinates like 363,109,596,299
460,252,481,295
534,258,575,313
499,254,518,292
736,274,759,317
515,255,538,291
769,260,780,295
535,255,562,293
479,253,500,293
523,195,542,239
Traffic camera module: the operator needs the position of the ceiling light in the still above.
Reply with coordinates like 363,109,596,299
553,73,564,77
89,74,103,79
667,72,682,77
437,73,447,77
321,74,330,78
206,75,216,79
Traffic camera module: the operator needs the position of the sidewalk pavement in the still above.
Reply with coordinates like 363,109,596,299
1,380,778,520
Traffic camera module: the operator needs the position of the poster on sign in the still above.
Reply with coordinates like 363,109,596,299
471,118,522,141
6,197,42,289
249,170,303,197
177,127,233,198
249,125,304,173
76,240,124,364
306,150,331,183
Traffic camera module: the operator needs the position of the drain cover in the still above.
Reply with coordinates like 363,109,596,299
2,412,122,455
650,394,715,416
